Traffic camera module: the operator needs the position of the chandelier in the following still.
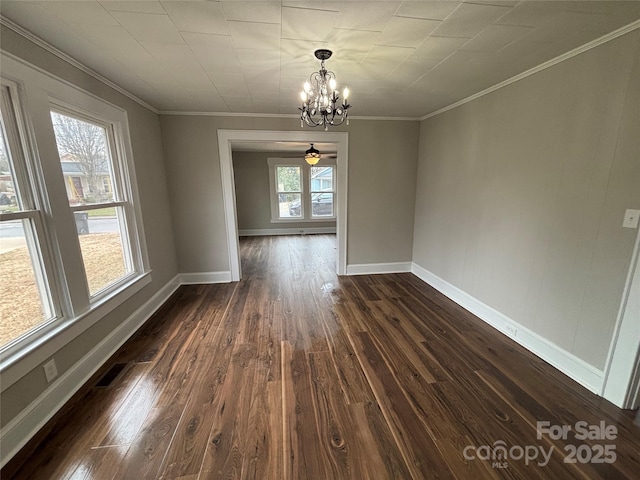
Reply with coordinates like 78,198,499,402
304,143,320,165
299,49,351,130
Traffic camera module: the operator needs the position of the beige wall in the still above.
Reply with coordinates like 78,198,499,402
0,29,177,426
160,116,419,272
233,151,336,231
413,30,640,370
3,6,636,452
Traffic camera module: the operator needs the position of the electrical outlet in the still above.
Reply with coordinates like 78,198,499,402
623,209,640,229
504,324,518,338
43,359,58,383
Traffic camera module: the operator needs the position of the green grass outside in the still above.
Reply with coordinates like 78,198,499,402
88,207,116,217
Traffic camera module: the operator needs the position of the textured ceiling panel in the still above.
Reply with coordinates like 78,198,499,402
0,1,637,117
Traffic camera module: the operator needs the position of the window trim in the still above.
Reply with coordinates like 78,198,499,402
269,162,304,221
309,165,336,220
267,157,337,223
0,54,150,388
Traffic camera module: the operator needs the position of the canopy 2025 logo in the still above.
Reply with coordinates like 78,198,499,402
463,420,618,469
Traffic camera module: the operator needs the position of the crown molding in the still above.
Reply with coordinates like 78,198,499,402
420,19,640,121
350,115,419,121
159,110,419,121
159,111,298,118
0,15,159,114
4,12,637,123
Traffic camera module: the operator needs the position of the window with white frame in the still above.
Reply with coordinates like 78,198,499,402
309,165,335,218
50,109,133,296
0,83,58,348
0,65,148,356
275,165,303,219
268,158,336,222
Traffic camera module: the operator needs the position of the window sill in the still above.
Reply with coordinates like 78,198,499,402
0,271,152,392
270,217,337,223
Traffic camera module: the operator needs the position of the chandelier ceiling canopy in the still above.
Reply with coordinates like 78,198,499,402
299,49,351,131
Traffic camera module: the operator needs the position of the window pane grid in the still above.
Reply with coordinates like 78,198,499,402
0,68,148,357
269,161,336,221
50,109,136,298
1,84,56,348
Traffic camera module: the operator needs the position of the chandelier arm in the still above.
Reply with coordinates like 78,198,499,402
302,111,323,127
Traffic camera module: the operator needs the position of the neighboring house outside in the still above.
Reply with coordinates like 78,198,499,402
60,153,112,204
310,165,333,191
0,173,16,207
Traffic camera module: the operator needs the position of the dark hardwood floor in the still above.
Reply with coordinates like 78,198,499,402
4,234,639,479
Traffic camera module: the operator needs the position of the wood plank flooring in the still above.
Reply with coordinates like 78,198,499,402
4,234,639,479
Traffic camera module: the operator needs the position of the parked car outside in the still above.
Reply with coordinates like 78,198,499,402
288,193,333,217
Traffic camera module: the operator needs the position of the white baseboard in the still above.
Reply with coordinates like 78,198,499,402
0,275,181,469
347,262,412,275
410,263,604,394
238,227,336,236
179,271,232,284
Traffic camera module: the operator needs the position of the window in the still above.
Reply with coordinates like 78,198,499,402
275,165,302,218
0,59,148,359
268,158,336,222
0,83,57,347
50,110,132,296
310,166,335,218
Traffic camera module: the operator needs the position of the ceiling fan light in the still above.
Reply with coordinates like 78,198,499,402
305,154,320,165
305,143,321,165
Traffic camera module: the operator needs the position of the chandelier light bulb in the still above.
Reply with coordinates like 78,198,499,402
300,91,307,102
343,87,349,99
329,78,337,91
304,81,311,93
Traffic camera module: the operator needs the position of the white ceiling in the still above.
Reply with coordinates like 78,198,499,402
1,1,638,118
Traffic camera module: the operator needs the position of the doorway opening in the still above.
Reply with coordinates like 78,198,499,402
217,130,348,281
